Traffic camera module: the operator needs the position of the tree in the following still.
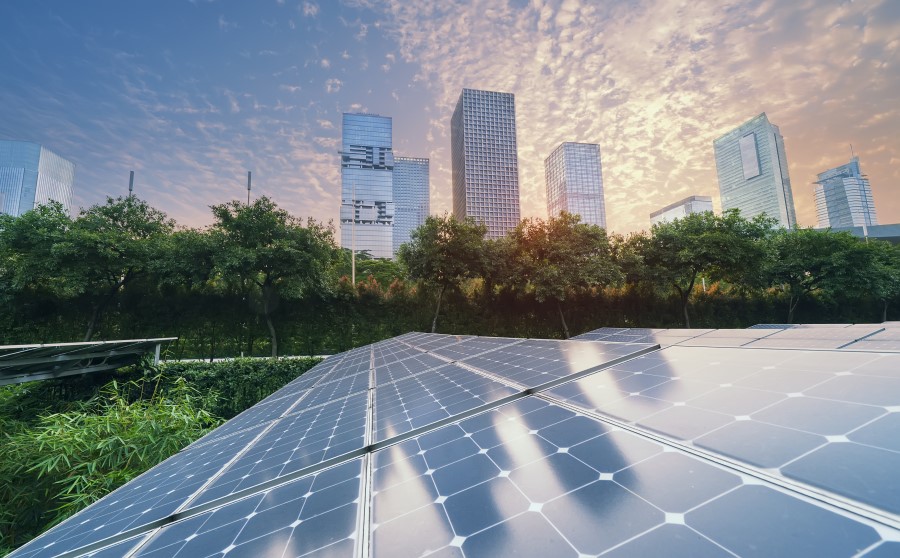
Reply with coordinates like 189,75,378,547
0,202,74,302
641,210,772,328
510,213,621,338
863,240,900,322
210,197,336,357
398,214,486,333
764,228,868,324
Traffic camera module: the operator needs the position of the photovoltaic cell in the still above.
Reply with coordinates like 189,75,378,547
128,458,362,558
374,353,449,386
369,397,884,558
374,364,518,442
458,339,651,388
427,336,522,361
190,391,368,506
546,345,900,518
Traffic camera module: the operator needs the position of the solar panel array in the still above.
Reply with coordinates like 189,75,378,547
12,328,900,557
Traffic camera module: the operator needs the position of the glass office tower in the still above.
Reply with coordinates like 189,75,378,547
545,142,607,228
814,157,877,229
650,195,714,225
451,88,521,239
0,140,75,217
713,113,797,227
392,156,430,256
340,114,394,260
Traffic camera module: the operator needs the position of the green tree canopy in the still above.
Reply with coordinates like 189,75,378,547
210,197,337,356
641,210,772,327
398,214,486,332
509,213,621,338
764,228,872,323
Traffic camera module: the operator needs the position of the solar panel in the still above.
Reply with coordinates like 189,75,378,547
546,345,900,519
0,338,176,385
11,330,900,557
123,458,362,557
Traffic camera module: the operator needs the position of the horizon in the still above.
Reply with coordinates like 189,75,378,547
1,0,897,234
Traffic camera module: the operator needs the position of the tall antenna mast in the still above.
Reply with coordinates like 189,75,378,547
247,171,252,205
850,143,856,159
128,171,134,198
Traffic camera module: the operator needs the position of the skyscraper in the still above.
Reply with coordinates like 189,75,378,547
545,142,607,229
713,113,797,227
0,140,75,217
650,195,714,226
814,156,877,229
451,88,520,239
340,114,394,260
392,156,430,256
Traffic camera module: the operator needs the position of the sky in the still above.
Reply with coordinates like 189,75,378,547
1,0,898,234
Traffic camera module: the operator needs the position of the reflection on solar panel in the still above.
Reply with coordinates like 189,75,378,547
11,328,900,557
0,338,176,386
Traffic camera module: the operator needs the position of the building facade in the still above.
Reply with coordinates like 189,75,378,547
814,157,876,229
650,195,714,226
392,156,430,256
339,114,394,260
544,142,607,228
451,88,521,239
713,113,797,227
0,140,75,217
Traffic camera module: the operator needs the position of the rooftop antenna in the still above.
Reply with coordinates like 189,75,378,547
247,171,252,205
128,171,134,198
850,143,856,160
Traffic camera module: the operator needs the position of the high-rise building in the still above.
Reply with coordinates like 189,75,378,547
814,156,877,229
451,88,520,239
545,142,607,229
713,113,797,227
392,156,430,256
650,195,714,226
340,114,394,260
0,140,75,217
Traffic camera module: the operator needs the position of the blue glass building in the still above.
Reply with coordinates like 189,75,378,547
392,156,429,256
0,140,76,217
340,114,394,260
451,88,521,239
814,157,877,229
545,142,607,229
713,113,797,227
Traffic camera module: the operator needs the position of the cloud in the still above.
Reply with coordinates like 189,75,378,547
325,78,343,93
301,2,319,17
317,119,335,129
320,58,331,68
368,0,900,232
217,14,237,31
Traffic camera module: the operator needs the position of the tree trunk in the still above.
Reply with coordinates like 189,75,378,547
787,295,800,324
557,301,570,339
674,285,691,329
83,304,102,341
263,297,277,357
682,297,691,329
883,300,889,323
431,285,445,333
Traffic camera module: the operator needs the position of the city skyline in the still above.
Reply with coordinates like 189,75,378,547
0,1,897,233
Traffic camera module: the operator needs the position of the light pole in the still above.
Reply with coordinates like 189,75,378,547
247,171,252,206
351,180,356,286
